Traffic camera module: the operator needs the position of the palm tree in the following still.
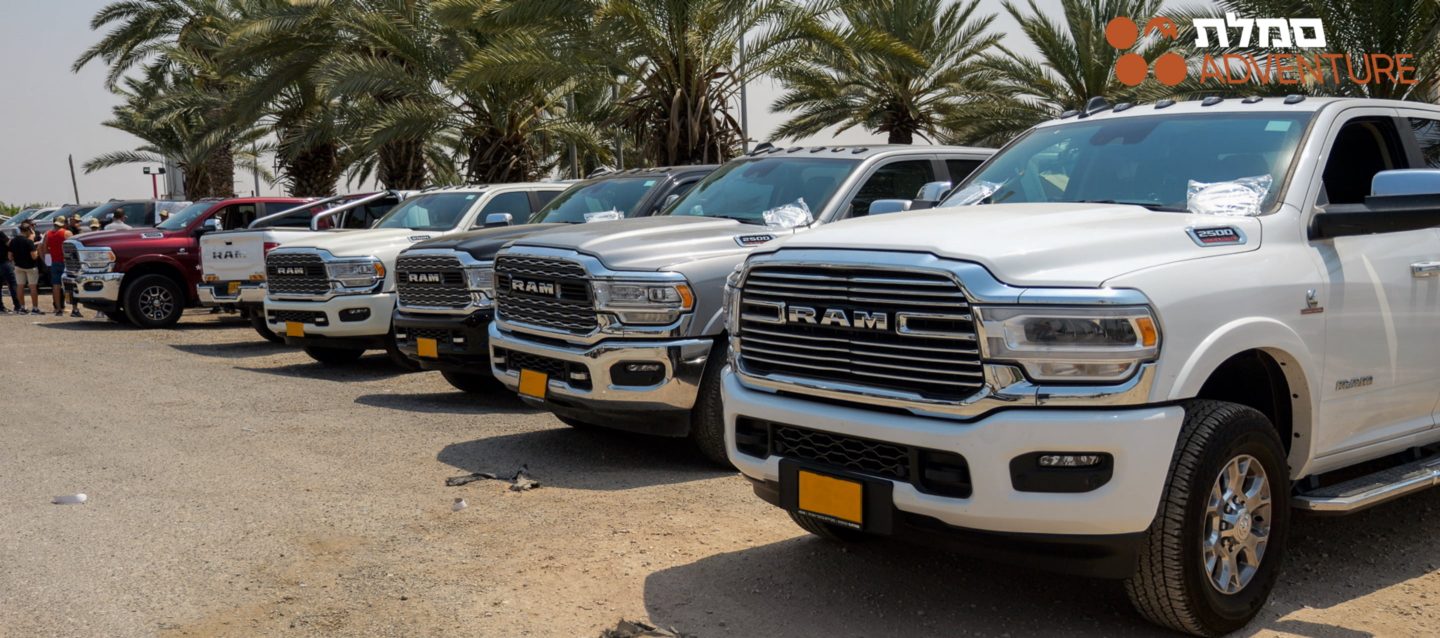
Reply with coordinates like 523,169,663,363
944,0,1178,146
771,0,999,144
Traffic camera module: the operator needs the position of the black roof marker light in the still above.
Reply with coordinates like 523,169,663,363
1242,95,1263,104
1114,102,1135,112
1201,96,1223,106
810,147,826,153
1085,96,1112,113
786,146,803,152
1154,99,1175,109
1284,94,1306,104
851,147,869,154
1059,109,1080,118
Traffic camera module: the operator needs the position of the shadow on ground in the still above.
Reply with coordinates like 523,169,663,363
37,315,250,332
237,356,410,381
643,490,1440,637
170,341,291,359
438,425,730,492
354,389,539,416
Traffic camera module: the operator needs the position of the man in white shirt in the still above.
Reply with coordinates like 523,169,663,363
107,209,133,231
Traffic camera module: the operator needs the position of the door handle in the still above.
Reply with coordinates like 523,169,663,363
1412,261,1440,278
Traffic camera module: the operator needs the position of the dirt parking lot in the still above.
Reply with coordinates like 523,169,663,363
3,312,1439,637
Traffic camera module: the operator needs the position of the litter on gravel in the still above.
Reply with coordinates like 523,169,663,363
599,619,692,638
52,494,88,505
452,498,467,512
445,464,541,492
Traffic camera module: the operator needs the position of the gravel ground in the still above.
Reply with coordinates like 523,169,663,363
2,311,1439,637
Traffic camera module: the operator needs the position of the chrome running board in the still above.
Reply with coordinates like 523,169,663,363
1294,454,1440,513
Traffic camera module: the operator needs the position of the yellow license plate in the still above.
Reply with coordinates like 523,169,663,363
518,369,548,398
286,321,304,338
226,281,241,295
417,337,439,358
798,470,864,528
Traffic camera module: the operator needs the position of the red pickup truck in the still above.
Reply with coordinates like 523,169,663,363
65,196,312,328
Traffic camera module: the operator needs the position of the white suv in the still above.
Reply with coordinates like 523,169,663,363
722,96,1440,635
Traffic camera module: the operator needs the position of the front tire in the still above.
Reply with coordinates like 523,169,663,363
250,312,283,343
441,370,500,394
384,332,422,372
687,341,731,468
104,309,130,324
123,274,185,329
303,346,365,366
1125,400,1290,636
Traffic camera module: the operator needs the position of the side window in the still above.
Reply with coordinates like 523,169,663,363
475,192,531,226
262,203,318,228
1410,118,1440,169
120,203,148,224
849,159,937,217
656,180,699,213
1321,117,1407,205
216,204,260,230
535,190,561,209
945,159,983,182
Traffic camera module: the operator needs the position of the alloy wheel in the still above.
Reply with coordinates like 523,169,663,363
1202,453,1272,594
138,285,175,322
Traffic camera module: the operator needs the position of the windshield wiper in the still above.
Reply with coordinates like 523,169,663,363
704,213,765,225
1071,199,1187,212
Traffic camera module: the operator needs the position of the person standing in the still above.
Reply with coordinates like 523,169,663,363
10,220,41,314
43,216,73,316
108,209,133,231
67,215,83,237
88,219,101,232
0,231,17,313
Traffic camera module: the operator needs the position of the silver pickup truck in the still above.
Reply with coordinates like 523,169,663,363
488,145,992,464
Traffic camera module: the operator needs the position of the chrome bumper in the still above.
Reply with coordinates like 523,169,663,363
489,324,713,414
197,281,266,306
68,272,124,303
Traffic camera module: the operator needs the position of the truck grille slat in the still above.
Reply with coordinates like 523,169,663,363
395,253,472,309
265,253,330,296
737,265,985,402
63,244,81,276
494,255,596,334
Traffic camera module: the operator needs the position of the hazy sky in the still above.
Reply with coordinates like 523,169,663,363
0,0,1063,205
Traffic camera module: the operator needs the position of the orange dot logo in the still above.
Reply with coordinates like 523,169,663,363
1106,16,1187,86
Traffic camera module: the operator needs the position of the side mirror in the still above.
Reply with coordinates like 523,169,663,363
484,213,514,228
915,181,953,203
662,194,680,209
1371,169,1440,197
868,199,913,216
196,218,220,236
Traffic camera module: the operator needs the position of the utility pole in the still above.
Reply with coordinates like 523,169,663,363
67,155,80,203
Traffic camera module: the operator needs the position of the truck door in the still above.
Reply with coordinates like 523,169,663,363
1399,110,1440,429
1307,108,1440,457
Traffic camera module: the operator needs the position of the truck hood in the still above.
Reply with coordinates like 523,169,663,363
767,203,1263,287
509,216,792,272
281,228,442,260
71,228,178,247
409,223,567,260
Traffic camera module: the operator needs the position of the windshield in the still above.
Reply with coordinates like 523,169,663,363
374,192,481,231
157,201,214,230
81,201,122,222
667,157,859,224
6,209,39,225
944,113,1319,214
531,178,658,223
944,112,1313,213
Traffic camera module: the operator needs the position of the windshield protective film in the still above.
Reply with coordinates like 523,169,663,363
666,157,859,224
531,178,657,223
943,112,1312,213
374,192,480,231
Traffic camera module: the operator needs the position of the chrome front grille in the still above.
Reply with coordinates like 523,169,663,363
265,252,329,297
395,253,470,309
736,265,984,402
494,255,596,334
63,243,80,276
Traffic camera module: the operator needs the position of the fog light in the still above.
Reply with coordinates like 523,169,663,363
338,308,370,322
610,361,665,386
568,370,589,381
453,336,466,345
395,330,408,340
1039,454,1103,468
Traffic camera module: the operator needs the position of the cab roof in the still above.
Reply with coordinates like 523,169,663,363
1041,95,1440,127
743,143,992,159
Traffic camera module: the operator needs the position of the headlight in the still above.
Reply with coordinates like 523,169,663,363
78,248,116,273
978,306,1159,383
592,280,695,325
326,259,385,288
464,266,494,293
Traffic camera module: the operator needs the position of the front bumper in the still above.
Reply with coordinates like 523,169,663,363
723,370,1184,539
393,309,494,372
489,324,714,436
197,281,265,307
264,293,395,349
70,272,124,311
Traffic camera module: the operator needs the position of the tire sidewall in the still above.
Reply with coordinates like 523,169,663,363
250,313,283,343
1183,418,1291,630
123,275,184,328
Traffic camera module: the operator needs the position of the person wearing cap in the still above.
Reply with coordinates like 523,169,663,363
9,220,41,314
108,209,133,231
67,215,83,236
88,218,101,232
42,216,74,316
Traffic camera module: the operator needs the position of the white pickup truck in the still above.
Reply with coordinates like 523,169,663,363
722,96,1440,635
263,184,567,367
198,191,410,341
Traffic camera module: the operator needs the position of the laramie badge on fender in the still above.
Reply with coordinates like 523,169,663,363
1187,226,1247,246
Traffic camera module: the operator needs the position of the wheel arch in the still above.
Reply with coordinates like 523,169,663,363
1166,318,1318,477
122,258,190,302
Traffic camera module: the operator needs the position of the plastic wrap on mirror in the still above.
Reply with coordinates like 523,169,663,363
943,180,1003,206
1186,175,1272,217
583,210,623,223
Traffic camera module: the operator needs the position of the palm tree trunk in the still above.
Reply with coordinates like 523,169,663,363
286,142,340,197
185,146,236,198
378,139,427,190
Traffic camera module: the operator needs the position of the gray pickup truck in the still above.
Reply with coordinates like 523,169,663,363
489,144,992,463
